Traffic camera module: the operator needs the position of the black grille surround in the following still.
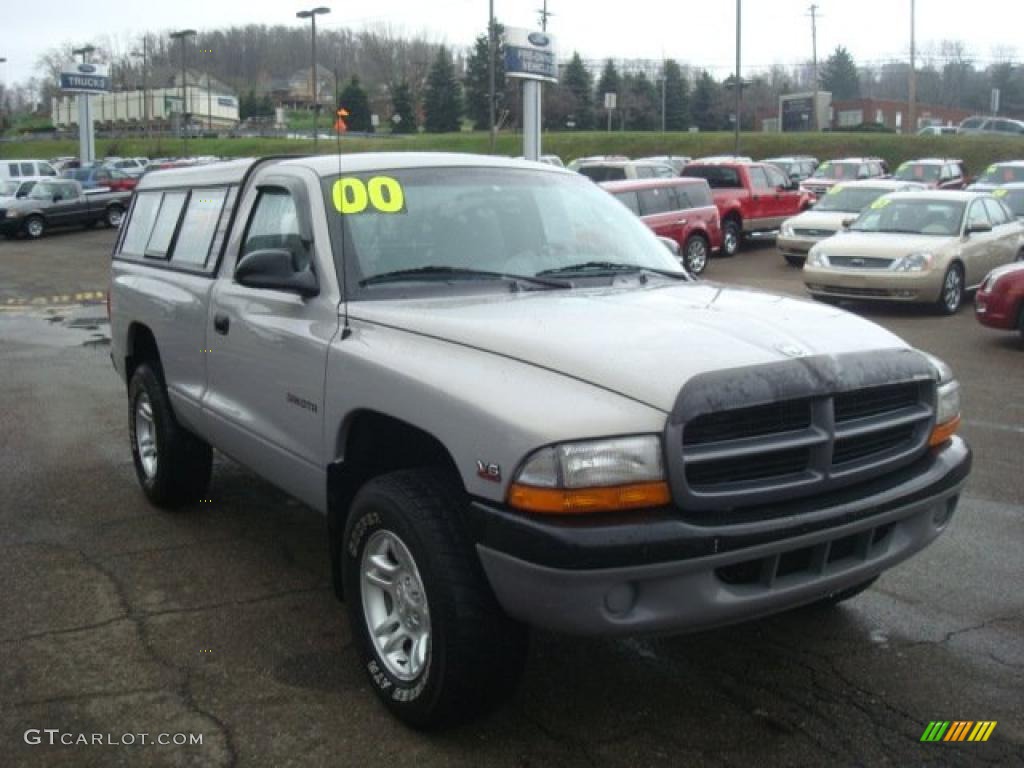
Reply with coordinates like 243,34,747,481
666,350,938,514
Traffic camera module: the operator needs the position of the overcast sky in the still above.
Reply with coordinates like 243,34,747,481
1,0,1019,84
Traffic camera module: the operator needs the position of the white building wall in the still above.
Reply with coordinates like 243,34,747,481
52,86,239,129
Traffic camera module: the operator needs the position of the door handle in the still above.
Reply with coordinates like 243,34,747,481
213,313,230,335
674,218,688,226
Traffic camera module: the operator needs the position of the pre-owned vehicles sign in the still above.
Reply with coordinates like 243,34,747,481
59,63,111,94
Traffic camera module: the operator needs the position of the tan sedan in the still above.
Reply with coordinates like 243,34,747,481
803,191,1024,314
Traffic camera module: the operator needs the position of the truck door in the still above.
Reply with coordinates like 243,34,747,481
745,166,776,229
203,169,341,510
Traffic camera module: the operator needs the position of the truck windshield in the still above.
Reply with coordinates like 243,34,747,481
850,199,965,236
814,186,891,212
812,162,858,180
325,167,685,290
894,164,941,182
975,165,1024,185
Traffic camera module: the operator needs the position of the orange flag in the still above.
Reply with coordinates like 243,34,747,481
334,107,349,134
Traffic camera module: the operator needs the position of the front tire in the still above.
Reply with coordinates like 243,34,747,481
682,234,709,275
105,206,124,229
24,215,45,239
936,263,964,315
343,469,527,729
721,219,741,257
128,363,212,508
784,254,806,267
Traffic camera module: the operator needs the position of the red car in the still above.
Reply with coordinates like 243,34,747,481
601,177,722,275
976,262,1024,340
681,161,813,256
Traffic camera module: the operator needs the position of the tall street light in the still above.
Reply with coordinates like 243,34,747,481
0,57,7,132
297,6,331,151
131,38,149,140
733,0,742,155
170,29,196,156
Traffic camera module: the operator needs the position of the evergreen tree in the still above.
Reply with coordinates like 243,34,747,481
623,72,658,130
424,46,463,133
691,70,720,131
464,20,505,130
389,81,417,133
820,46,860,100
562,52,594,129
596,59,621,108
663,59,690,131
339,76,372,132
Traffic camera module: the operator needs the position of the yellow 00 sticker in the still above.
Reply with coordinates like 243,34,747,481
870,197,892,210
992,188,1008,198
332,176,405,214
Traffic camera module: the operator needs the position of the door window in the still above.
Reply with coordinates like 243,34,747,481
120,193,162,258
764,166,788,189
7,163,20,177
967,201,991,230
747,167,772,190
242,188,310,270
983,198,1010,226
638,187,676,216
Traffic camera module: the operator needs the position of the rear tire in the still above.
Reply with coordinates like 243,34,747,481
721,219,741,257
682,234,709,275
936,263,964,315
128,363,213,508
343,469,527,729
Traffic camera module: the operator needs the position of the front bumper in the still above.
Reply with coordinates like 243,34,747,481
803,265,943,303
777,234,821,257
471,437,970,636
0,217,24,235
975,289,1016,329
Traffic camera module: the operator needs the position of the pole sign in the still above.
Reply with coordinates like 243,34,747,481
503,28,558,83
59,62,111,93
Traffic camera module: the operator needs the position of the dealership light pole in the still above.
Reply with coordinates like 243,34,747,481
733,0,742,154
297,6,330,151
170,29,196,156
908,0,916,133
71,45,97,164
488,0,496,153
131,37,149,140
0,58,6,132
808,3,819,131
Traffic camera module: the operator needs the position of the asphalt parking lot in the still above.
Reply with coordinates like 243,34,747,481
1,228,1021,767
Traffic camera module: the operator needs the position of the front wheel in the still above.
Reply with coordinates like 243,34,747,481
24,216,45,239
936,264,964,315
105,206,124,229
343,469,527,729
784,254,806,268
682,234,709,275
128,363,213,508
721,219,741,257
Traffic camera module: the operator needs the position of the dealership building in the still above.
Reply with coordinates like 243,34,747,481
761,92,974,133
51,71,240,133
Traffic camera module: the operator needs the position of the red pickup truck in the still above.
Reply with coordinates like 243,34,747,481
681,161,814,256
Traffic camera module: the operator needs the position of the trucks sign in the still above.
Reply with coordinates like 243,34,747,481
59,63,111,94
503,27,558,83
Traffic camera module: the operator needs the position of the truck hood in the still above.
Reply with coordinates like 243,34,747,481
352,282,910,412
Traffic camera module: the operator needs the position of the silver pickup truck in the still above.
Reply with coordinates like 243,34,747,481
0,178,130,239
109,154,971,728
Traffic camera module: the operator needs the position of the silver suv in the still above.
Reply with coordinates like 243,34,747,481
110,154,971,728
958,116,1024,136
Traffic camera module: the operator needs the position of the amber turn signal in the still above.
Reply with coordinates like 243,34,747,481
508,481,671,515
928,415,961,448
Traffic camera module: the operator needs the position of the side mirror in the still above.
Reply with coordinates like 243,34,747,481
966,221,993,235
657,236,681,257
52,195,63,203
841,217,856,229
235,249,319,297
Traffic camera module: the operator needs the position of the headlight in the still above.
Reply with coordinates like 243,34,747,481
509,435,670,514
891,252,934,272
5,209,22,219
922,353,961,446
807,249,830,267
781,221,795,237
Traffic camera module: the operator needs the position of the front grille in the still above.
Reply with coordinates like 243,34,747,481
793,228,835,238
810,284,895,298
675,379,933,511
829,256,894,269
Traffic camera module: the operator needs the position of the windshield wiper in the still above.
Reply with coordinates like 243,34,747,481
359,265,570,289
536,261,690,280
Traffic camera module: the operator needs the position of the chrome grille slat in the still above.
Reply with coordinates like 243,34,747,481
684,427,828,464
